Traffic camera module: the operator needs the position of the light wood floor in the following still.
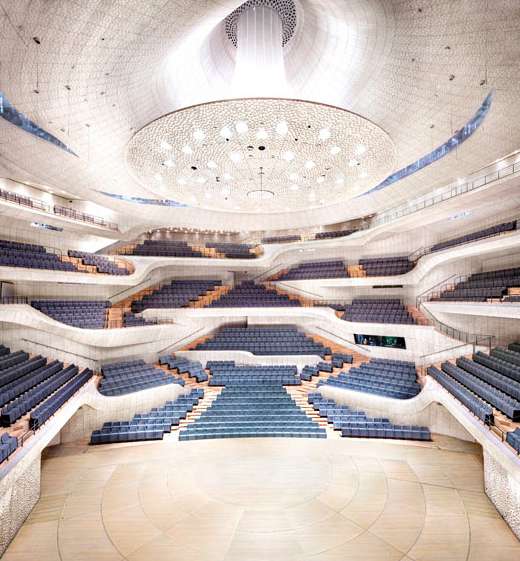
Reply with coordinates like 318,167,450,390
3,436,520,561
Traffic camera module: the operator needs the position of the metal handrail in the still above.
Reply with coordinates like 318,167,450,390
157,327,207,355
108,275,154,301
20,338,95,362
415,274,461,307
372,153,520,227
0,186,119,231
0,296,29,304
417,302,495,348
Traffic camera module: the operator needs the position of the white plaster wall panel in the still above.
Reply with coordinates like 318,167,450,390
426,301,520,321
484,451,520,540
0,456,40,558
425,310,520,346
177,350,322,370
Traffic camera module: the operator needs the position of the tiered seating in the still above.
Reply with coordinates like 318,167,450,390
90,388,204,444
29,368,93,429
278,260,349,280
179,365,325,440
315,229,356,240
433,266,520,302
506,428,520,454
31,300,110,329
205,242,257,259
509,342,520,353
123,312,157,327
440,359,520,421
131,239,203,257
320,358,420,400
431,220,517,252
194,325,330,357
300,365,319,381
99,360,184,396
206,281,300,308
131,280,221,313
0,239,76,272
262,235,301,244
68,250,129,275
308,392,430,440
159,355,208,382
0,433,18,463
342,298,415,324
331,352,353,368
427,366,494,424
1,363,83,426
358,255,414,276
0,347,93,429
208,363,301,386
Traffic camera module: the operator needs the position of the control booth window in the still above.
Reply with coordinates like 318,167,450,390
354,334,406,349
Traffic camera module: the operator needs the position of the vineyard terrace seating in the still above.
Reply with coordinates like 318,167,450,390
309,392,430,440
320,358,420,400
342,298,415,324
99,360,184,396
0,239,76,272
193,325,330,357
32,300,110,329
206,281,300,308
131,279,221,313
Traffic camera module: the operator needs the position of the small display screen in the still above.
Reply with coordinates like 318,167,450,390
354,334,406,349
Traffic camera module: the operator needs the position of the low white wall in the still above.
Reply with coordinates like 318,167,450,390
176,350,323,370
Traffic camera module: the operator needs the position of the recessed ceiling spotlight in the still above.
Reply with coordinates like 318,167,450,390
193,129,205,141
235,120,248,134
220,126,232,138
163,159,175,168
160,140,172,151
305,160,315,169
330,146,341,155
182,145,193,155
319,128,331,140
282,150,295,161
207,160,217,169
230,151,242,162
256,127,269,140
276,121,288,136
355,144,367,155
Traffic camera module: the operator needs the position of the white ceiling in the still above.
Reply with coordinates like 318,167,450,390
0,0,519,231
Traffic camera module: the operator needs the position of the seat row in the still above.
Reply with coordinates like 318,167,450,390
309,393,430,441
159,355,208,382
90,389,204,444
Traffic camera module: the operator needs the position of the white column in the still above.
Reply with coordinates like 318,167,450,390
232,6,288,98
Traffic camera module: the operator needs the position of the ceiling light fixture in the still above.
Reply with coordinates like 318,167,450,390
235,120,248,134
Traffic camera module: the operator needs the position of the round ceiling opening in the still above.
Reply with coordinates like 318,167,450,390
126,98,396,213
